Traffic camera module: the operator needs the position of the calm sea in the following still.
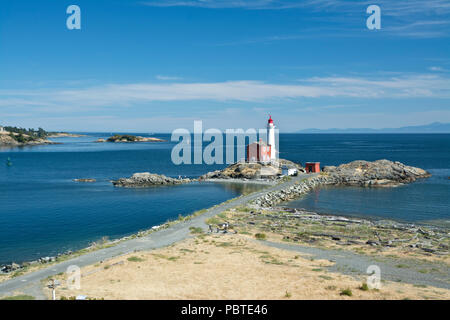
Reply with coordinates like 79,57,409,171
0,133,448,263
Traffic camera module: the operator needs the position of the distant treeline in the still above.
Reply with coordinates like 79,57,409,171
2,126,52,143
4,126,49,138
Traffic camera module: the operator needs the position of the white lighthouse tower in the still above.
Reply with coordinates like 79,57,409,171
267,115,276,160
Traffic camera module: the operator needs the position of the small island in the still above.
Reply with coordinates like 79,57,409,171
0,126,56,147
112,172,191,187
96,134,165,143
73,178,96,183
47,132,85,138
0,125,85,147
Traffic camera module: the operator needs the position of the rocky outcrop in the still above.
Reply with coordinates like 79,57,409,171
0,134,19,146
199,159,303,180
99,135,165,143
112,172,191,187
253,160,430,208
1,255,61,274
236,207,449,256
73,178,96,183
0,133,55,146
323,159,431,187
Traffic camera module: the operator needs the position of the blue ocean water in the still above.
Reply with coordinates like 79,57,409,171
279,134,450,227
0,133,449,264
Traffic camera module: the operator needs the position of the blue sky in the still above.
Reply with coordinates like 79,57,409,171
0,0,449,132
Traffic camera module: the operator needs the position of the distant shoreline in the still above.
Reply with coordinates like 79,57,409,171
47,133,86,138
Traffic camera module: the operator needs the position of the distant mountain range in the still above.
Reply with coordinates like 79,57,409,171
296,122,450,134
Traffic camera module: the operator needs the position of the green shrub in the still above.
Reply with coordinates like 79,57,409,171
340,289,353,297
127,256,145,262
189,227,204,234
359,283,369,291
255,233,266,240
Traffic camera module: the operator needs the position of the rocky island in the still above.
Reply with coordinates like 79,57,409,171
97,134,165,143
0,126,56,147
112,172,191,187
252,160,431,207
47,132,85,138
322,160,431,187
113,159,429,193
73,178,96,183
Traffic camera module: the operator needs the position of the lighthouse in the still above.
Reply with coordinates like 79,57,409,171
267,115,276,160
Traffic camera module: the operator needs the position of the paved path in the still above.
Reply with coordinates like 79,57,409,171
0,174,312,300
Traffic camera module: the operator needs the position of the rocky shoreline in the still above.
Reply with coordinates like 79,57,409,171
1,251,73,274
0,134,56,147
252,160,431,207
223,206,449,259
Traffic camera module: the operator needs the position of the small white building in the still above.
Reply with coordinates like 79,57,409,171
282,165,298,176
0,126,6,133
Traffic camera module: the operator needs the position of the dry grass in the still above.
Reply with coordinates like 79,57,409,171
44,234,450,300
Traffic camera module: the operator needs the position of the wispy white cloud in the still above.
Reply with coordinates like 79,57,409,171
156,75,183,80
140,0,294,9
142,0,450,38
1,74,449,109
141,0,450,14
382,20,450,38
429,66,449,72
